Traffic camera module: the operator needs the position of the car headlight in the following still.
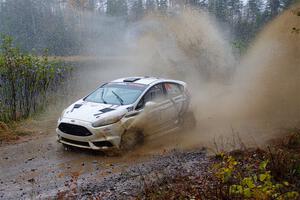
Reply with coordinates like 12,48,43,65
92,114,124,127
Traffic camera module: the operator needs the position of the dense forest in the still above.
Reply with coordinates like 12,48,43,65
0,0,297,55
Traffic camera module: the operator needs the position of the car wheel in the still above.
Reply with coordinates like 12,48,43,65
120,129,144,151
180,110,197,130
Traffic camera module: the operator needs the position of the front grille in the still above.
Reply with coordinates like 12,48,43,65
61,137,90,147
58,123,92,136
93,141,113,148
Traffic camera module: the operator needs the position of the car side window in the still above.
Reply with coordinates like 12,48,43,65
136,84,165,110
164,83,182,98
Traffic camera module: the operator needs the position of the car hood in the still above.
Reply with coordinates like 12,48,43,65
62,100,128,123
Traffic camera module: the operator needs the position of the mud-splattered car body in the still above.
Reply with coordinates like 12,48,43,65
56,76,191,150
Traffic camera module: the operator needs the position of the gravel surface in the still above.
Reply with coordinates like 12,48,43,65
76,150,208,200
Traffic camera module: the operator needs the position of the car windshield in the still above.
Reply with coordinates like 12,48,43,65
84,82,147,105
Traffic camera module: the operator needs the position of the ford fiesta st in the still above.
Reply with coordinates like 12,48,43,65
56,76,195,151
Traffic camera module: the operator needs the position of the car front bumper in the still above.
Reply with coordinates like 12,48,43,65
56,118,125,150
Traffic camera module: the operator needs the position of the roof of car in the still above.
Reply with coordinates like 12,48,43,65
111,76,161,85
111,76,187,88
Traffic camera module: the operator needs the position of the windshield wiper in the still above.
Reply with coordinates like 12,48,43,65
101,89,107,104
111,91,124,105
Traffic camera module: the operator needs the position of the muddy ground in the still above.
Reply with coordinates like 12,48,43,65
0,125,208,200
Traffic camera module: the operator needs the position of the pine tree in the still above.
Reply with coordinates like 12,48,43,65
246,0,263,23
145,0,156,12
107,0,128,17
157,0,168,12
218,0,228,21
265,0,281,19
227,0,243,25
130,0,144,20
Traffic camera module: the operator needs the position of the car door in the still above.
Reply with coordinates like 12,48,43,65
135,83,174,135
163,82,186,119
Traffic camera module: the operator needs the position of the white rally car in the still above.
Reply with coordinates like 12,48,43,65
57,76,194,151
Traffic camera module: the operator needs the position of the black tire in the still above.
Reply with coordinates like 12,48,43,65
120,129,144,151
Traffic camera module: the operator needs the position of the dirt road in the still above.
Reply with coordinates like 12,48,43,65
0,126,208,199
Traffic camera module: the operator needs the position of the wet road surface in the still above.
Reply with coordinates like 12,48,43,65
0,128,204,199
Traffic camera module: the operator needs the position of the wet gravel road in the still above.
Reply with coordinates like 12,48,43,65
0,131,208,199
77,150,208,200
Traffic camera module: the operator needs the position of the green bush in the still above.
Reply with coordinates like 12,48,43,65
213,154,299,200
0,35,72,122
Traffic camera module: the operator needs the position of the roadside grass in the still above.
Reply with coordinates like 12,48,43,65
142,129,300,200
0,101,66,144
0,118,45,144
0,121,19,142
